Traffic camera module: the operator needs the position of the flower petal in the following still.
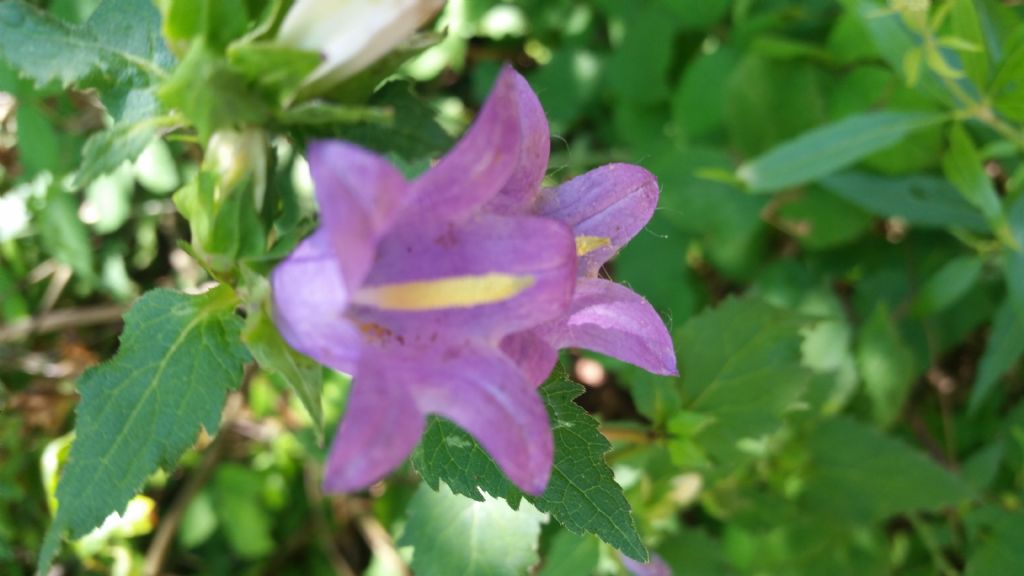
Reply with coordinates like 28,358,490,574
542,278,677,376
307,139,408,291
271,230,363,374
487,67,551,214
404,67,523,226
535,164,659,276
620,552,672,576
413,342,554,495
353,215,576,344
323,354,426,492
501,331,559,388
278,0,443,85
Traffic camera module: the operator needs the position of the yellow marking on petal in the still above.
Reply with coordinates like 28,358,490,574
352,273,535,311
575,235,612,257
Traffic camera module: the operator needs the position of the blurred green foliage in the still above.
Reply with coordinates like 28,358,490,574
3,0,1024,575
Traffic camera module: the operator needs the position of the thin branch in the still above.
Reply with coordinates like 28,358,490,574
143,391,245,576
0,304,127,343
354,511,409,576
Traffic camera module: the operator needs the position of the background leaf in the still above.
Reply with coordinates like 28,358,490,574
737,112,943,193
400,482,546,576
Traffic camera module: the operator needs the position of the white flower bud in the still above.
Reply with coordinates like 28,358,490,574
277,0,444,87
206,129,268,209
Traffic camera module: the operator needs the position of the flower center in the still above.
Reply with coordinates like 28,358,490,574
575,235,611,256
351,273,536,311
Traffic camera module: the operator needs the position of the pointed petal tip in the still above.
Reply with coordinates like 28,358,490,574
519,474,550,497
321,469,372,494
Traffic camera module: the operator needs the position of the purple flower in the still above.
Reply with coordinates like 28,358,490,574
621,552,673,576
271,66,675,496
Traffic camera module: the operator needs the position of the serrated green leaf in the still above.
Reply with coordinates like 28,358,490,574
400,482,546,576
37,287,249,575
943,123,1004,227
679,297,812,470
242,302,323,438
0,0,167,90
802,417,974,523
737,111,944,193
857,304,916,427
413,379,648,562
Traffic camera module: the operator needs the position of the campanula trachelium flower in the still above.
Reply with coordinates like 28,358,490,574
272,66,675,495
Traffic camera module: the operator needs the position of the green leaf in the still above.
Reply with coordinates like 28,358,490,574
821,172,988,231
14,101,62,177
950,0,990,87
242,301,323,438
943,123,1004,228
413,379,648,562
671,46,737,141
333,81,452,162
37,287,249,575
802,417,974,523
912,254,984,315
678,297,812,470
36,186,95,286
614,213,701,329
74,118,166,187
970,294,1024,412
989,41,1024,103
212,464,275,559
400,482,546,576
965,507,1024,576
725,55,827,156
856,304,916,427
178,491,217,549
606,4,677,105
0,0,169,90
656,0,729,30
226,42,321,99
158,42,273,142
537,530,600,576
775,188,873,250
838,0,951,103
962,443,1004,491
737,111,944,193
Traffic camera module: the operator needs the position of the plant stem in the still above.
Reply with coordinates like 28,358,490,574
907,513,959,576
